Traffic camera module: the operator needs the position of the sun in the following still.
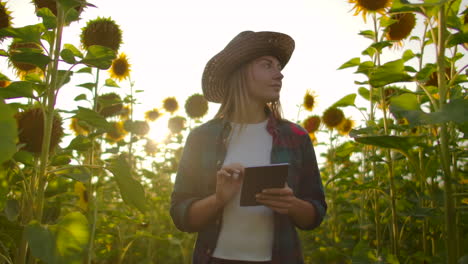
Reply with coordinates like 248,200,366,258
148,115,171,143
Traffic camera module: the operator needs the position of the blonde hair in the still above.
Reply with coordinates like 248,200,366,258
214,62,283,122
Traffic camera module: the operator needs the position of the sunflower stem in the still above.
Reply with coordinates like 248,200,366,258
436,4,457,263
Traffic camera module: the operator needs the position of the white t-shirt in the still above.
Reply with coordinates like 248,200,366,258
212,119,274,261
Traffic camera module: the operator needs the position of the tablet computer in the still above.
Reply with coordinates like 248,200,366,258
239,163,289,206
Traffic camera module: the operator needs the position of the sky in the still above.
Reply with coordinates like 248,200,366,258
3,0,467,153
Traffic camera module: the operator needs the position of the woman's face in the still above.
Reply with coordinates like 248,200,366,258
246,55,283,104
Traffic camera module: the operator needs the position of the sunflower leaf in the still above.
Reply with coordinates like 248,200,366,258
354,135,422,153
104,78,119,88
76,67,92,74
37,7,57,29
338,58,360,70
10,52,51,71
358,30,375,40
0,99,17,164
0,81,35,99
64,44,83,58
81,45,116,70
74,107,112,131
77,82,95,91
0,24,45,43
369,59,413,87
331,94,356,108
60,49,76,64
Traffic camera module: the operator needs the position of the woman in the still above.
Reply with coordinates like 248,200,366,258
170,31,327,264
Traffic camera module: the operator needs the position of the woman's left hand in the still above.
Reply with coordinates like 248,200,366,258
256,185,296,215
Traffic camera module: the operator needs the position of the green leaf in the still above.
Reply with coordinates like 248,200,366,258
332,93,356,108
358,30,375,40
335,141,355,158
53,212,89,264
64,44,83,58
5,199,20,221
369,59,413,87
50,154,71,166
356,61,375,76
354,135,422,153
0,99,17,164
37,7,57,29
10,52,51,71
26,221,56,263
402,49,415,61
0,24,44,43
74,107,111,131
77,82,95,91
108,155,147,213
358,87,370,101
370,41,393,52
338,57,360,70
447,32,468,47
351,240,375,263
57,70,72,88
60,49,76,64
42,31,55,46
81,45,116,70
74,94,87,101
55,166,91,182
13,151,34,166
76,67,92,74
104,78,120,87
66,135,92,151
438,99,468,124
0,72,10,81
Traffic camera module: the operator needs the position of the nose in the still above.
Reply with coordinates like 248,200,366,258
274,70,283,81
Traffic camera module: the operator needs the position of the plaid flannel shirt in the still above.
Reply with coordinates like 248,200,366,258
170,115,327,264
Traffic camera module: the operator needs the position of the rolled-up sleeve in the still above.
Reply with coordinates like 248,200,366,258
170,130,203,233
296,133,327,230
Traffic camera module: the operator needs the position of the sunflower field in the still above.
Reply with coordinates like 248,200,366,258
0,0,466,264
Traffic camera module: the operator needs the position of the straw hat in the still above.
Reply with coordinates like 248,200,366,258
202,31,295,103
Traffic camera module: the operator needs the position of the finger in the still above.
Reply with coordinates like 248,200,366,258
256,198,291,210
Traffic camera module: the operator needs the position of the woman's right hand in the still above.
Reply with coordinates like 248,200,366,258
215,163,244,207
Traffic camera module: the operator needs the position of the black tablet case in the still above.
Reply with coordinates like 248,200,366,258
240,163,289,206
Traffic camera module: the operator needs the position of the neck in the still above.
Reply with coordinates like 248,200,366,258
231,101,267,124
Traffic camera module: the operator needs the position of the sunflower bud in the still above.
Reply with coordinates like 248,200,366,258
145,108,161,122
303,115,321,134
0,1,12,31
168,116,186,134
302,90,317,112
80,17,122,52
163,97,179,114
322,107,345,129
105,121,127,143
15,107,64,154
337,118,355,136
386,13,416,42
185,94,208,119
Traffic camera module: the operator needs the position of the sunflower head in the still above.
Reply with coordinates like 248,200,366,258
15,107,64,154
97,92,123,118
349,0,392,22
109,53,131,81
337,118,355,136
105,121,127,143
163,97,179,114
119,105,131,120
303,115,321,134
302,90,317,112
0,1,12,31
308,132,318,145
168,116,186,134
386,13,416,44
144,139,158,156
70,117,90,136
145,108,161,122
322,107,345,129
80,17,122,52
124,120,150,136
8,41,44,78
74,181,88,211
185,94,208,119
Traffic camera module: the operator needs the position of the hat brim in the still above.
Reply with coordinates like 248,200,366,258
202,31,295,103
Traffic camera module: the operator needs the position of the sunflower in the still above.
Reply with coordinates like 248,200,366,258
337,118,355,136
109,53,131,81
163,97,179,114
105,121,127,143
97,92,123,118
0,80,11,88
145,108,161,122
303,115,321,134
386,13,416,44
168,116,186,134
32,0,83,17
119,105,131,120
8,41,44,78
322,107,345,129
185,94,208,119
349,0,392,22
69,117,90,136
309,132,318,145
0,1,12,31
144,139,158,156
302,90,317,112
80,17,122,52
74,181,88,211
124,120,150,136
15,107,64,154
